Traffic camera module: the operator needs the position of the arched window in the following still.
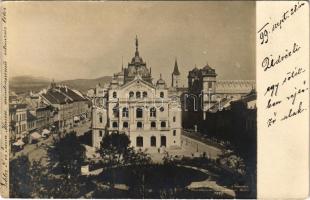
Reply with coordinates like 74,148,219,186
136,136,143,147
129,91,134,99
137,122,143,128
160,92,164,98
112,91,117,98
136,108,143,118
161,121,166,128
150,136,156,147
136,91,141,99
112,121,118,128
123,122,128,128
122,107,129,118
151,121,156,128
150,107,156,117
143,91,147,98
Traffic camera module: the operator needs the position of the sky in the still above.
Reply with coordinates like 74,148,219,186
7,1,255,85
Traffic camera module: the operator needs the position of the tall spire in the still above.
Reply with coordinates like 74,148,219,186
135,35,139,56
172,58,180,75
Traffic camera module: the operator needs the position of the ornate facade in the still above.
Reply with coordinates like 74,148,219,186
185,64,255,126
92,37,182,150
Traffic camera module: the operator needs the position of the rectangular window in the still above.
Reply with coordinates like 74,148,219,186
99,116,103,123
173,130,176,136
173,116,176,122
99,130,103,137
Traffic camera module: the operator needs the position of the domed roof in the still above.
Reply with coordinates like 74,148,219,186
188,66,201,77
131,54,144,64
156,74,165,85
202,63,214,71
201,63,216,76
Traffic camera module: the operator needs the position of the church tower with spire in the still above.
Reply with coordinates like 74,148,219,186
171,59,180,88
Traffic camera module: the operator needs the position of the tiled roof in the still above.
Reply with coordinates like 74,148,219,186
41,86,85,105
42,90,71,104
36,105,52,112
57,87,86,101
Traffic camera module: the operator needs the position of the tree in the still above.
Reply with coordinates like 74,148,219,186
47,131,86,176
98,131,130,167
97,132,151,189
10,155,32,198
98,132,151,167
44,131,86,198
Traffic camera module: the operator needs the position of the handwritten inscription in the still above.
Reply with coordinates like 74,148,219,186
261,42,300,72
258,1,305,45
259,1,308,128
0,6,9,197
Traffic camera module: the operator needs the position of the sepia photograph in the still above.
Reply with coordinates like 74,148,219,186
7,1,256,198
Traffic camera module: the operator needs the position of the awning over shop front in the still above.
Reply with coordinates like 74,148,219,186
31,132,41,139
42,129,50,135
13,140,25,146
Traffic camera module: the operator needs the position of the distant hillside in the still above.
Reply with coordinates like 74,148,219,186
10,76,112,94
59,76,112,93
10,76,50,94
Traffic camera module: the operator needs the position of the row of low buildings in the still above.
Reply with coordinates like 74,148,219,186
90,37,256,150
9,84,91,146
9,102,54,143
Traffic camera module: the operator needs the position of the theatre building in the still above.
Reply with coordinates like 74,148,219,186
92,37,182,150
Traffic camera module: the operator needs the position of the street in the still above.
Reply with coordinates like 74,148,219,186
11,120,92,165
147,130,223,163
